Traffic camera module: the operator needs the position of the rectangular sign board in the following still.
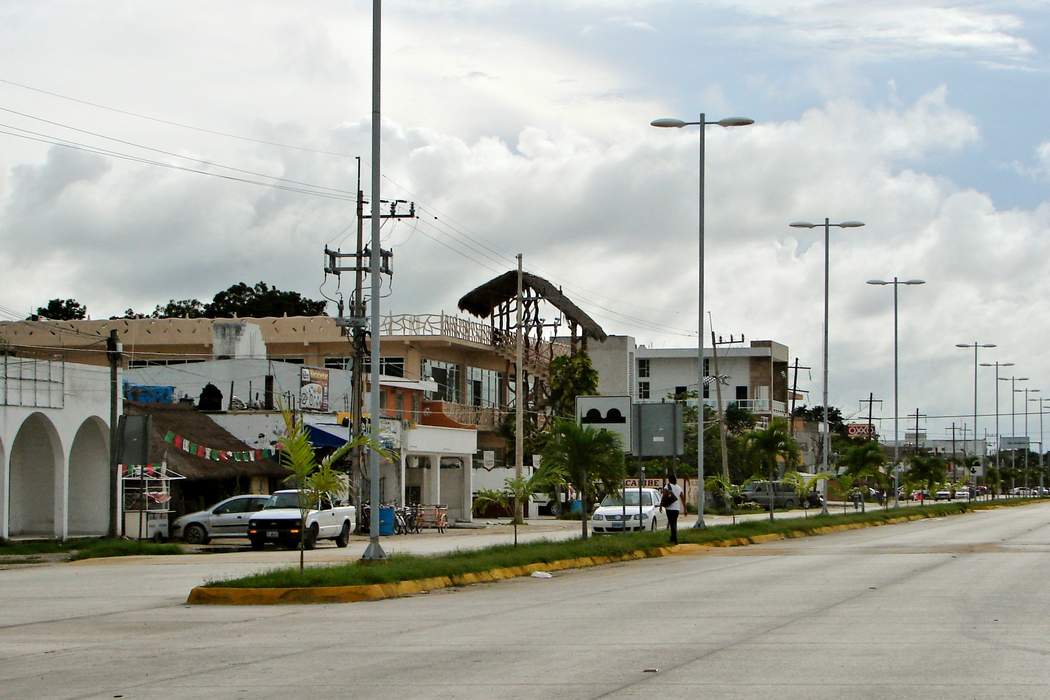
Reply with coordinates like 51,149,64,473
576,396,632,454
1000,436,1030,450
632,402,686,457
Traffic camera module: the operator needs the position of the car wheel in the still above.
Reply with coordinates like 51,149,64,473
304,524,319,550
549,501,563,516
249,538,264,551
183,524,209,545
335,522,350,548
784,499,796,510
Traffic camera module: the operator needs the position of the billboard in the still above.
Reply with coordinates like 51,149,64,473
1000,436,1030,450
299,367,330,412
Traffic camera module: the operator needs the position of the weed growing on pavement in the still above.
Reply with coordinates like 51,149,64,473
207,499,1046,589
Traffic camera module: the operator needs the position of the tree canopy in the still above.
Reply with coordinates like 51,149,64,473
547,352,599,419
33,298,86,320
104,282,329,320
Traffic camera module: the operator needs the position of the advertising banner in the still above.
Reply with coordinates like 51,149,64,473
299,367,330,412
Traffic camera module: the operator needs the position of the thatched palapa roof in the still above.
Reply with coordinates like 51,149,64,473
125,403,285,481
457,270,607,341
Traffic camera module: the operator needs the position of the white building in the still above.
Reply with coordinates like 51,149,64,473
1,358,117,539
586,336,792,422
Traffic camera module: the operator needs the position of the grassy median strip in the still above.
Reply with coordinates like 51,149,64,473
205,499,1042,592
0,538,183,560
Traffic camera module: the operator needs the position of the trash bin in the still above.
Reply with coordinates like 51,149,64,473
379,505,395,536
570,499,583,514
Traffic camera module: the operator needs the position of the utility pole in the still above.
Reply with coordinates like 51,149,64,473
950,423,957,481
907,408,927,455
788,358,811,436
106,330,121,537
859,393,882,441
514,253,524,524
325,197,409,533
709,323,741,481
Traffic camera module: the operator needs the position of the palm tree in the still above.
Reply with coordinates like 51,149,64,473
541,418,626,539
833,473,857,514
906,453,946,508
473,463,568,547
839,441,886,513
705,473,739,523
745,418,801,521
782,470,834,518
278,409,389,572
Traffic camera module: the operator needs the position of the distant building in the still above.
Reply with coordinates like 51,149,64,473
585,335,791,423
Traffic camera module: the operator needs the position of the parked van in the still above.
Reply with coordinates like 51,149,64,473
738,481,806,509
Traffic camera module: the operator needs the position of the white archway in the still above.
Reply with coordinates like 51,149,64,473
9,413,63,536
68,417,110,536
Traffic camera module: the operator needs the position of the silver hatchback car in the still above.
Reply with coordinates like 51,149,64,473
171,494,270,544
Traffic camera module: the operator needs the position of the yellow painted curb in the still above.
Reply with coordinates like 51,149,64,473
188,505,996,605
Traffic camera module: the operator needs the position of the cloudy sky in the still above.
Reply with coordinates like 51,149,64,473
2,0,1049,446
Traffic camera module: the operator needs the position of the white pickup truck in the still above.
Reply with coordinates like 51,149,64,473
247,489,355,550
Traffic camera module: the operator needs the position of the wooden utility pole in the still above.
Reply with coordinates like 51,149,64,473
709,322,741,481
907,408,927,455
859,393,883,441
787,358,811,436
514,254,524,523
323,178,411,532
106,330,121,537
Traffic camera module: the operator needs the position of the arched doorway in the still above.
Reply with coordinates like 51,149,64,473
9,413,62,536
68,417,110,536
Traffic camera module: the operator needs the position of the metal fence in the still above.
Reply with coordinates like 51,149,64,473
0,355,66,408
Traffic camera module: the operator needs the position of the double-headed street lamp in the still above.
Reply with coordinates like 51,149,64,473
1016,387,1040,491
867,277,925,508
651,113,753,528
789,219,865,514
956,342,996,472
979,360,1015,474
1000,374,1027,489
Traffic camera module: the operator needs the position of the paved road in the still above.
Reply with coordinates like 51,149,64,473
3,502,1049,699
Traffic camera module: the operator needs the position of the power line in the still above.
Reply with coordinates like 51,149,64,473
0,77,356,159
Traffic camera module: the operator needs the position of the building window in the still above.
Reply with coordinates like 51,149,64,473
422,359,460,402
361,356,405,377
283,358,305,365
703,357,709,376
675,385,687,398
703,382,709,399
325,357,352,370
638,359,650,378
467,367,502,408
638,381,650,400
736,385,748,401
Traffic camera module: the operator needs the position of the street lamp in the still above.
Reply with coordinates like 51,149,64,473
1016,387,1040,493
1000,375,1028,493
956,342,996,477
1030,394,1049,495
652,113,754,528
979,361,1014,481
867,277,925,508
790,219,865,515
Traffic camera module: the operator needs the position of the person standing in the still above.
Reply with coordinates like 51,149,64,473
663,474,684,544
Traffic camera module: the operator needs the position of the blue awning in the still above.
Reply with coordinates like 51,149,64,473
305,423,349,449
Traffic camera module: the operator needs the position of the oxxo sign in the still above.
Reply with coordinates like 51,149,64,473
847,423,876,439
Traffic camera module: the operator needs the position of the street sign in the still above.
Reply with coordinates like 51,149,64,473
576,395,633,453
632,402,686,457
1000,436,1029,450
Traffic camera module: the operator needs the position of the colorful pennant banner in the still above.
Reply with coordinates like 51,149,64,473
162,431,276,463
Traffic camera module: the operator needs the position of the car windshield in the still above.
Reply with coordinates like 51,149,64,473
263,493,302,509
601,492,652,507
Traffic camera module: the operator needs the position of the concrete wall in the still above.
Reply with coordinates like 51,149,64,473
1,361,114,539
585,336,636,398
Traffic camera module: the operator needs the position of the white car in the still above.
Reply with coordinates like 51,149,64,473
171,494,271,544
590,488,668,534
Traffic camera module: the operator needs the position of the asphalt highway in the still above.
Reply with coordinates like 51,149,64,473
2,502,1049,699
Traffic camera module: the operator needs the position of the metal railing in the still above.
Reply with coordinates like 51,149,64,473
425,400,501,431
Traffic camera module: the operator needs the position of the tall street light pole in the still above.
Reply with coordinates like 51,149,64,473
1017,387,1039,492
790,218,865,515
980,361,1014,479
867,277,925,509
1001,375,1027,491
651,113,754,528
956,341,996,480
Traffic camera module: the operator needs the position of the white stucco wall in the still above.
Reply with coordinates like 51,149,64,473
1,361,115,539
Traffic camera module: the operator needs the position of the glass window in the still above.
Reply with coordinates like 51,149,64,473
422,359,460,402
467,367,502,408
325,357,352,370
638,381,650,400
638,358,650,378
362,357,405,377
